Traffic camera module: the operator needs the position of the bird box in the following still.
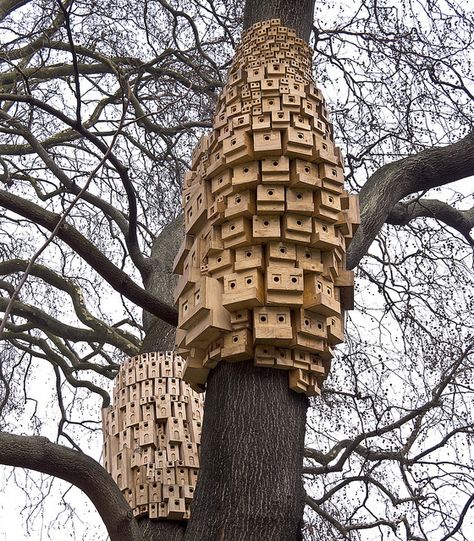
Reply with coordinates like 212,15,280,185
335,270,355,310
221,328,254,362
290,159,321,188
256,184,286,213
232,161,261,190
201,224,223,256
286,188,314,214
314,190,341,223
288,368,309,393
234,245,264,272
291,112,311,130
253,306,293,345
265,266,304,305
230,309,252,330
247,65,265,81
221,216,252,248
271,109,291,127
303,274,341,316
207,195,226,224
282,93,301,111
207,249,234,279
327,314,344,345
252,112,272,131
184,184,208,235
253,214,281,241
296,245,323,274
183,353,210,386
232,113,252,131
320,163,344,193
266,241,297,267
222,269,265,311
225,190,256,219
283,127,313,159
261,155,291,183
313,134,337,164
283,213,312,244
261,96,281,112
311,220,339,250
210,169,232,196
253,130,283,156
222,129,254,166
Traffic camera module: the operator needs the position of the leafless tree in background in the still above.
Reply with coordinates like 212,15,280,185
0,0,473,539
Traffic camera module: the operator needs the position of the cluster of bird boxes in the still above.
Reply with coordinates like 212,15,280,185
174,20,360,396
101,351,203,520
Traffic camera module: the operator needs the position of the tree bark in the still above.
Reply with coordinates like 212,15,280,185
184,361,308,541
243,0,315,41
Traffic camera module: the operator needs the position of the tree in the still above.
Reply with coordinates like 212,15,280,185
0,0,473,539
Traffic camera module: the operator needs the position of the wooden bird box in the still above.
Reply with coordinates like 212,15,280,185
335,269,355,310
221,328,254,362
222,129,254,166
253,306,293,345
252,112,272,131
314,189,341,223
253,130,283,156
271,109,291,127
261,155,290,183
266,241,297,267
253,214,281,241
256,184,286,213
261,96,281,112
303,275,341,317
224,190,256,220
283,213,312,244
232,161,261,190
265,266,304,305
311,220,339,250
221,216,253,249
234,245,264,271
210,169,232,196
286,187,314,214
327,314,344,345
290,159,321,188
222,269,265,311
320,163,344,193
230,309,252,330
313,134,337,165
283,127,314,159
207,249,234,279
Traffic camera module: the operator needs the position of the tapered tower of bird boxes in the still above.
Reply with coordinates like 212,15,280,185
175,19,360,396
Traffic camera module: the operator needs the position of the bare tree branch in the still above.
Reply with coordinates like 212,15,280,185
347,131,474,269
0,188,178,326
0,431,144,541
387,199,474,246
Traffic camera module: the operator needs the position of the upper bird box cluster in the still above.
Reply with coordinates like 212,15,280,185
174,19,360,396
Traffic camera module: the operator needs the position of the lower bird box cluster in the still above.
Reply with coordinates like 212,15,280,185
174,19,360,396
101,352,203,521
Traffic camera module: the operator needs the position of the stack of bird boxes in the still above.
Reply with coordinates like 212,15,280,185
174,19,360,396
102,351,203,520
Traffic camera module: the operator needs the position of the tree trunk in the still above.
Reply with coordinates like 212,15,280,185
184,3,315,540
138,2,316,539
184,361,308,541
